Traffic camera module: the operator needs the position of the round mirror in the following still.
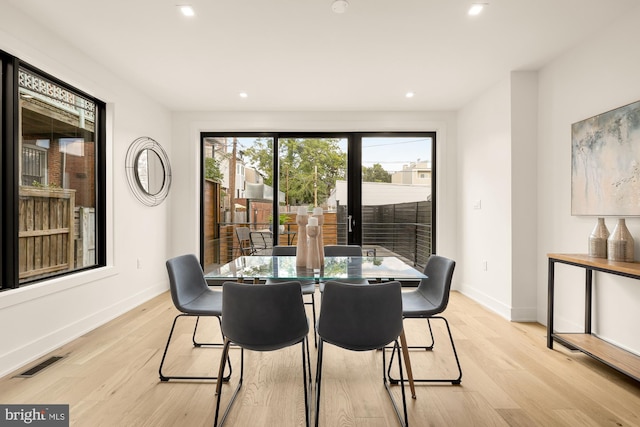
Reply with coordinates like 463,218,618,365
126,137,171,206
135,148,165,195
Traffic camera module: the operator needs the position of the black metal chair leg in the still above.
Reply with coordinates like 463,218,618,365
383,340,408,427
314,339,324,427
193,315,225,347
159,314,231,382
388,317,462,385
302,338,311,427
214,344,244,427
309,294,317,348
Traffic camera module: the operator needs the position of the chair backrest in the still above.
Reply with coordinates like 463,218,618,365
166,254,209,312
324,245,362,257
221,281,309,351
236,227,252,254
250,231,273,253
418,255,456,313
317,281,403,351
272,245,296,256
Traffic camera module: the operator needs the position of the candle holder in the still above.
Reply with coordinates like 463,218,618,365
306,223,321,270
313,207,325,266
296,213,308,268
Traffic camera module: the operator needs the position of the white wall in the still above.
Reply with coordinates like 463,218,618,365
0,4,172,377
457,78,514,318
510,72,539,321
457,71,539,322
537,5,640,354
169,111,459,265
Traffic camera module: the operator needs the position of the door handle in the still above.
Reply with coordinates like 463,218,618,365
347,215,353,232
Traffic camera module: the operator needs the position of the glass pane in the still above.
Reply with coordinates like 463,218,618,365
203,136,275,272
361,136,432,268
278,137,348,248
18,68,97,283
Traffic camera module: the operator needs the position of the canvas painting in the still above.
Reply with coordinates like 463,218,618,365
571,100,640,216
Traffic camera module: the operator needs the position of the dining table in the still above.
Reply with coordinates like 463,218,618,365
206,254,427,398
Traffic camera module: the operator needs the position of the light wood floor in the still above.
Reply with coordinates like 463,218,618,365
1,290,639,427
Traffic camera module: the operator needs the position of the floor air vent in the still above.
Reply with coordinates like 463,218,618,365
15,356,64,378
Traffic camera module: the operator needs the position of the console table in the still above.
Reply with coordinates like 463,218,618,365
547,253,640,381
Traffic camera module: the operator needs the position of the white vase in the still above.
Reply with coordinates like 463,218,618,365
588,217,609,258
607,218,634,262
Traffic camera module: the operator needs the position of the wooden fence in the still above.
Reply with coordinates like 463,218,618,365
18,187,75,280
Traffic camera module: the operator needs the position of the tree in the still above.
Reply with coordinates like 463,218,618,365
362,163,391,183
243,138,346,205
204,157,223,182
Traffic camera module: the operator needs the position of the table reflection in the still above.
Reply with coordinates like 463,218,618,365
206,256,426,282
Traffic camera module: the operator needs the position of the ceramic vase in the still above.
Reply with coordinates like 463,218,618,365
588,217,609,258
607,218,634,262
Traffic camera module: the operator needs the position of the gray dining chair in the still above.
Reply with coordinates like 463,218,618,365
315,280,408,427
320,245,369,292
214,281,311,427
159,254,230,382
388,255,462,385
266,245,317,346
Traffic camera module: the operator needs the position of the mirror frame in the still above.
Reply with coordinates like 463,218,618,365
125,136,172,206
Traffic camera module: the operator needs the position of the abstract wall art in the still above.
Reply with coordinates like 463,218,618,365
571,100,640,216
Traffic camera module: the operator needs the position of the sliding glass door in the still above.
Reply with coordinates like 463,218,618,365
277,136,348,246
360,135,434,267
201,132,435,272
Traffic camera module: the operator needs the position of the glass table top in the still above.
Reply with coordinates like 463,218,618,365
205,256,426,281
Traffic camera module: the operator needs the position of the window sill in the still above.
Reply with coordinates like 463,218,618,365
0,266,118,310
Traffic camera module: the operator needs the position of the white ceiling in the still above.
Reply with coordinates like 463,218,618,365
6,0,638,112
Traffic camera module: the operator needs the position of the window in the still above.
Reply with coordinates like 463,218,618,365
21,144,48,185
200,132,435,272
0,53,106,290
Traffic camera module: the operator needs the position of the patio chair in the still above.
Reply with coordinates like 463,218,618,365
250,230,273,255
235,226,253,256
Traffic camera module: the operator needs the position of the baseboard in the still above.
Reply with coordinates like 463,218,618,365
456,283,511,320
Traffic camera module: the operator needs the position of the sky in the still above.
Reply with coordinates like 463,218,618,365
360,137,432,173
233,136,433,174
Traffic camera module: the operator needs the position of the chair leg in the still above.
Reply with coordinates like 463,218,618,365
159,314,232,382
214,342,244,427
388,316,462,385
314,339,324,427
383,340,409,427
305,332,312,386
192,315,225,347
308,294,317,348
302,338,311,427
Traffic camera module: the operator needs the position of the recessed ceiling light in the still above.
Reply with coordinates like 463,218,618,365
179,5,195,17
468,3,486,16
331,0,349,14
239,92,248,98
405,92,415,98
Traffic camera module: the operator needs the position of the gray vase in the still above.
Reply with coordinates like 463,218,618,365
607,218,634,262
589,217,609,258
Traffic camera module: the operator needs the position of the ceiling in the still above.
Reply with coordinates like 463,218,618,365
6,0,638,112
